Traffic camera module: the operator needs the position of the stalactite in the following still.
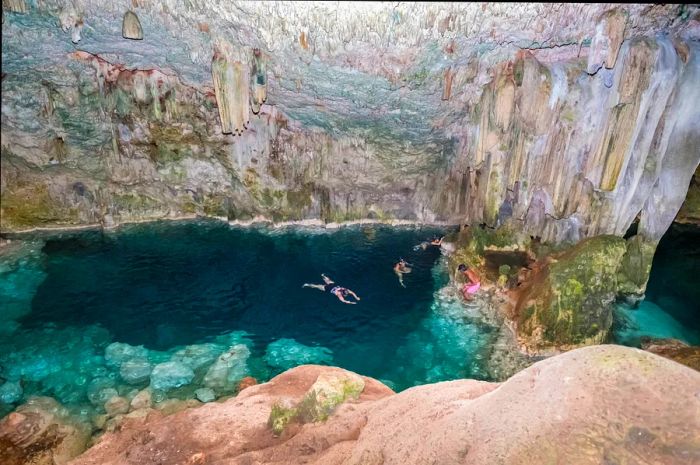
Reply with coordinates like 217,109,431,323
251,48,267,115
212,49,250,135
442,67,453,101
122,11,143,40
2,0,27,13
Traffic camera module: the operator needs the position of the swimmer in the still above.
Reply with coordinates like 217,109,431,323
394,258,412,288
457,263,481,301
303,274,361,304
414,236,444,251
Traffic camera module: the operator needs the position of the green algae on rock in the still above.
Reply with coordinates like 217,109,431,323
514,236,628,354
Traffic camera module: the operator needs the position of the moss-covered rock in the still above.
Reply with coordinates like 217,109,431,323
267,372,365,437
617,234,657,297
515,235,628,353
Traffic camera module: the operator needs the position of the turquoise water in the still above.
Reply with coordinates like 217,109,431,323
0,220,497,417
614,224,700,347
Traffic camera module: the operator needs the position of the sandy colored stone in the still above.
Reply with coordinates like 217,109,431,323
68,347,700,465
104,396,129,417
1,396,91,465
129,389,152,411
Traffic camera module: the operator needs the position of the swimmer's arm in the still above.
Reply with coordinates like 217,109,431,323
337,295,356,304
347,290,360,300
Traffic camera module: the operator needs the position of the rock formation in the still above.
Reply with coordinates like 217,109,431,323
1,3,697,238
47,345,699,465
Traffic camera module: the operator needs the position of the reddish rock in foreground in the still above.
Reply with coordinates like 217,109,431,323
64,346,699,465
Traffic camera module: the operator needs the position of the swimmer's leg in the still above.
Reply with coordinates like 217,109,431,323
303,283,326,291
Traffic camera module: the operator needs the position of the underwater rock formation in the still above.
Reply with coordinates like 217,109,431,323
61,345,700,465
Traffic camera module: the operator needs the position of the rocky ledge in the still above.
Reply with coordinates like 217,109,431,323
3,345,698,465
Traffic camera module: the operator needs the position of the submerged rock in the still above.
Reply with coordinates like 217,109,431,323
119,357,153,385
203,344,250,390
150,361,195,391
0,380,22,404
170,343,222,371
105,342,149,369
264,338,333,370
194,387,216,403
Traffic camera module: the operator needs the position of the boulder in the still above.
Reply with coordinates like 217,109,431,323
203,344,250,390
130,389,152,410
119,357,152,385
0,381,23,404
105,342,149,369
150,361,195,391
170,344,222,371
0,396,91,465
104,396,130,417
194,388,216,403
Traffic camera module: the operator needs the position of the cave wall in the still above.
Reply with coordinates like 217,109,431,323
1,2,699,242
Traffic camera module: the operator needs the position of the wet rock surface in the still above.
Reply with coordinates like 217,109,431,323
65,346,700,465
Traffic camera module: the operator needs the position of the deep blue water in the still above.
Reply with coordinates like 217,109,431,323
27,221,453,371
0,220,496,416
614,224,700,346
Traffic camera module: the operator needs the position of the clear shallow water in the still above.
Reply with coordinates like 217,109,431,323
614,224,700,346
0,220,497,417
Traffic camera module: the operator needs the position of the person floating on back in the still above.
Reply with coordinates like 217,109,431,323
394,258,412,288
303,273,361,304
457,263,480,301
414,236,444,251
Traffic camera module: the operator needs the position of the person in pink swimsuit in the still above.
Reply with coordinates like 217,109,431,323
457,264,481,301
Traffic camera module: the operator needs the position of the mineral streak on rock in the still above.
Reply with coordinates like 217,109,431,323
122,10,143,40
2,0,27,14
211,45,250,135
250,48,267,114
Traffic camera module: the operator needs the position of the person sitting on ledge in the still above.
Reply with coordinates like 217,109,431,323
393,258,412,288
457,263,481,301
303,274,361,305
